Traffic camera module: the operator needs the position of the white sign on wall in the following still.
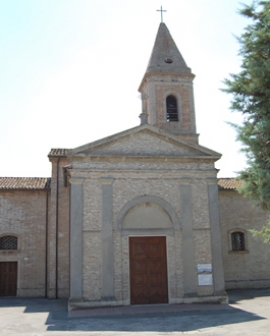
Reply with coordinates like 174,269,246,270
197,264,213,286
198,274,213,286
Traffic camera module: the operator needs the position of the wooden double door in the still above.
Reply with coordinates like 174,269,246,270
129,237,168,305
0,262,17,296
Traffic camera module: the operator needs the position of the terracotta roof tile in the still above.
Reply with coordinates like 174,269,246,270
217,178,243,190
0,177,51,190
48,148,70,157
0,177,241,191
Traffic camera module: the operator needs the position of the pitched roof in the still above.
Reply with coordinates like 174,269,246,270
0,176,241,191
0,177,51,190
145,23,191,76
218,178,243,190
48,148,70,157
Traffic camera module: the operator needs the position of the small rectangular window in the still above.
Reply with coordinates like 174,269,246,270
0,236,18,250
231,232,245,251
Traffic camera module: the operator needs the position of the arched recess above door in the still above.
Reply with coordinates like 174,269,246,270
117,195,180,231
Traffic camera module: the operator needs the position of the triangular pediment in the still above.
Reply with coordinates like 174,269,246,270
68,124,221,159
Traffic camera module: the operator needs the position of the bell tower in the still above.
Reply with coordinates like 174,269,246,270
139,23,198,144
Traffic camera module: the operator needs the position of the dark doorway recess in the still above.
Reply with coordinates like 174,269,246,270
129,236,168,305
0,262,17,296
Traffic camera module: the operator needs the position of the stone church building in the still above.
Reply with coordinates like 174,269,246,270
0,23,269,309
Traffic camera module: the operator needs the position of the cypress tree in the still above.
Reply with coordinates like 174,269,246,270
223,0,270,243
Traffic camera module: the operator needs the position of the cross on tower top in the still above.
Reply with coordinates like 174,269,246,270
156,6,167,22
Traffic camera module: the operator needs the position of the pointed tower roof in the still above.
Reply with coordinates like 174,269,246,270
147,22,191,75
139,23,193,91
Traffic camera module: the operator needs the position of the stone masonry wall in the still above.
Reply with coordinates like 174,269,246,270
49,157,70,298
219,190,270,289
78,159,217,303
142,76,196,138
192,181,213,296
155,82,194,132
0,190,48,297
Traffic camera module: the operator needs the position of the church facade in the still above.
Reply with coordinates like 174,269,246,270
0,23,270,309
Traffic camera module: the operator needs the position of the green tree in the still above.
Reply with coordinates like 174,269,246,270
223,0,270,244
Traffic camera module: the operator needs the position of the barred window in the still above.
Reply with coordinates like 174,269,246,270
231,232,245,251
0,236,18,250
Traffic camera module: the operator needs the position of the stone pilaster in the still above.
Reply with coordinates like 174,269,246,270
101,177,115,300
69,177,83,300
208,179,226,295
47,158,58,298
179,181,197,296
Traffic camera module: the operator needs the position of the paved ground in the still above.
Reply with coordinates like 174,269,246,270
0,288,270,335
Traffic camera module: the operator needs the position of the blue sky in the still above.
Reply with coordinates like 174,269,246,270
1,0,251,177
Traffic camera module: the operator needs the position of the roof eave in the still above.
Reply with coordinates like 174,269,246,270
138,70,195,92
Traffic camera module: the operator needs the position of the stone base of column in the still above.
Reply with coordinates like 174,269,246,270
183,292,197,298
68,298,128,311
68,293,228,311
214,290,228,297
47,288,56,299
170,293,228,304
101,295,116,301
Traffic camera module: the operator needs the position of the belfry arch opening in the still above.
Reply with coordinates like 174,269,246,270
166,95,178,122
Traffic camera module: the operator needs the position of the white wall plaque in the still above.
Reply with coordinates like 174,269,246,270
197,264,213,286
197,264,212,273
198,274,213,286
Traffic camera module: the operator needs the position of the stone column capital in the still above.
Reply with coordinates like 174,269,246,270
207,177,218,185
178,177,192,185
69,177,84,185
100,176,114,185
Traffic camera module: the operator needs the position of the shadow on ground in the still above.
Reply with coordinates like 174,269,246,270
227,288,270,304
0,289,268,333
47,308,264,333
